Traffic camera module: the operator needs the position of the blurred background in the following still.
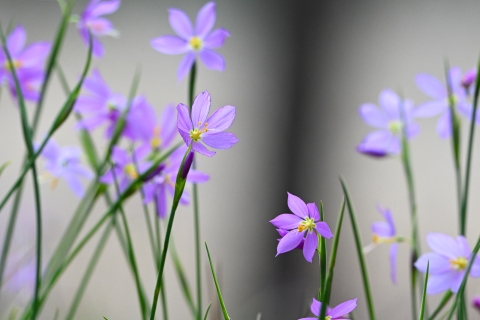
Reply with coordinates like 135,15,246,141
2,0,480,319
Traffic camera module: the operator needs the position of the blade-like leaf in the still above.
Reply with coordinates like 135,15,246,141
205,242,231,320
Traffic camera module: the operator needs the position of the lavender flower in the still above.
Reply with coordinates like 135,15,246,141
414,67,474,138
0,25,50,102
357,89,419,157
299,297,357,320
177,91,238,157
151,2,230,80
142,144,209,218
270,193,333,263
39,138,93,198
140,104,178,151
371,205,399,284
78,0,120,57
415,233,480,294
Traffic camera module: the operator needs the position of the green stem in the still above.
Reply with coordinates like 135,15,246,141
317,202,327,303
340,178,376,320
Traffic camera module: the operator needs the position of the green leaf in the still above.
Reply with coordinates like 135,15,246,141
419,262,429,320
203,303,212,320
171,242,196,316
205,242,231,320
0,161,10,178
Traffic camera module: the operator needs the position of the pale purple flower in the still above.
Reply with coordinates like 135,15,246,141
177,91,238,157
357,89,419,157
414,67,475,139
140,104,178,151
142,144,209,218
39,138,93,198
151,2,230,81
277,228,304,250
100,145,152,192
78,0,120,57
270,193,333,263
415,233,480,294
299,297,357,320
371,205,398,284
0,25,50,102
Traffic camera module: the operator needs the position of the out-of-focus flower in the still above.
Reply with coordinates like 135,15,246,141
142,144,209,218
177,91,238,157
299,297,357,320
415,233,480,294
472,296,480,313
0,25,50,102
414,67,475,139
462,68,477,90
100,146,152,192
139,104,178,152
270,193,333,263
357,89,419,157
38,138,93,198
370,205,399,284
151,2,230,81
78,0,120,57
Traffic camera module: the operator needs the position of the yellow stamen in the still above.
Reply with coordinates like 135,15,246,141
124,163,138,179
388,120,402,134
189,123,209,142
297,217,316,233
151,126,162,149
189,36,203,50
4,59,22,71
372,234,395,244
450,257,468,271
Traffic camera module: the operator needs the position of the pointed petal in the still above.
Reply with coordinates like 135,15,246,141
160,104,177,148
205,105,235,132
195,2,216,38
192,91,211,126
168,8,194,39
155,184,167,218
315,221,333,239
176,103,193,133
270,214,302,230
379,89,401,120
307,203,320,221
202,132,238,149
303,232,317,262
371,221,392,237
389,243,398,284
437,111,452,139
416,74,447,99
204,28,230,49
177,51,195,81
192,142,215,157
457,236,471,258
426,233,459,259
449,271,466,293
19,42,51,69
63,173,86,198
7,26,26,57
427,272,458,294
83,69,111,97
287,192,308,218
359,103,388,128
186,169,209,183
328,298,358,318
414,100,448,118
357,130,399,156
90,0,120,17
310,298,321,316
151,35,189,55
469,255,480,277
74,95,105,113
199,49,225,71
276,230,304,255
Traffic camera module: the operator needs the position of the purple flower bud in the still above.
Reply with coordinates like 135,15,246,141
181,151,194,179
142,163,165,182
462,69,477,89
472,296,480,312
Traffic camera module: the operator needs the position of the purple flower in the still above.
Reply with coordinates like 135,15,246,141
462,68,477,90
140,104,178,151
371,205,398,284
276,228,304,250
177,91,238,157
472,296,480,313
78,0,120,57
299,297,357,320
357,89,419,157
270,193,333,263
414,67,475,139
0,25,50,102
415,233,480,294
39,138,93,198
142,144,209,218
151,2,230,81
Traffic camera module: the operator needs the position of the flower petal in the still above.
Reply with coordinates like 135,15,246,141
315,221,333,239
270,214,302,230
192,142,215,157
195,2,216,38
155,183,167,218
177,103,193,133
63,173,86,198
19,42,51,69
276,229,304,256
357,130,399,157
371,221,392,238
416,74,447,99
390,243,398,284
307,203,320,221
199,49,225,71
90,0,120,17
426,233,459,259
287,192,308,218
83,69,111,98
151,35,189,55
414,100,448,118
202,132,238,149
204,28,230,49
328,298,358,318
177,51,195,81
436,111,452,139
160,104,177,148
186,169,209,183
205,105,235,132
303,232,317,262
7,26,26,57
457,236,471,258
310,298,321,316
379,89,401,120
359,103,388,128
427,272,457,294
168,8,194,39
192,91,211,126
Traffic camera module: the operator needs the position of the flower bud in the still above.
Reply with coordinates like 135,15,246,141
462,68,477,89
142,163,165,182
181,151,194,179
472,296,480,312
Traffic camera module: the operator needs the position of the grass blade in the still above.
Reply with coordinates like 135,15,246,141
419,262,430,320
205,242,231,320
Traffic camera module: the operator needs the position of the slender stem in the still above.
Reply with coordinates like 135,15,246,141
188,62,203,320
317,202,326,303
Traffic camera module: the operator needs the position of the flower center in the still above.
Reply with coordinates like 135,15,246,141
325,317,332,320
447,94,459,106
189,122,209,142
297,217,316,233
4,59,22,71
372,234,395,244
388,120,402,134
189,36,203,50
450,257,468,271
124,163,138,179
151,126,161,149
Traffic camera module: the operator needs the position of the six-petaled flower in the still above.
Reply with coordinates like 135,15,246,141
299,297,357,320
